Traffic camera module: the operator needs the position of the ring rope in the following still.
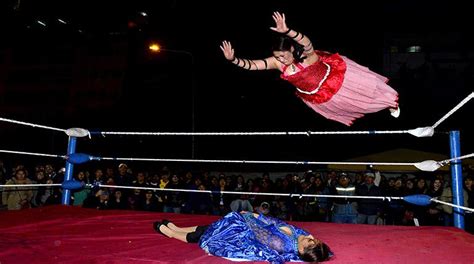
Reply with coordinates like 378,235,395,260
1,149,473,172
2,183,473,212
0,149,65,159
99,156,415,166
93,130,411,137
1,92,471,137
0,183,474,212
0,183,404,201
0,117,66,133
440,153,474,165
0,183,62,188
431,198,474,213
97,184,405,201
91,92,473,137
431,92,474,129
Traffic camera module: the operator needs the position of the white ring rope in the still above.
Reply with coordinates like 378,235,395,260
0,117,66,133
1,184,473,212
0,183,404,201
97,184,405,201
0,183,62,188
440,153,474,165
1,148,473,172
1,92,471,137
431,198,474,213
0,149,65,159
95,130,411,136
432,92,474,129
100,156,423,167
99,156,415,166
91,92,473,137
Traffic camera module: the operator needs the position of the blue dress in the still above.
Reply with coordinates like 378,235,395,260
199,212,309,263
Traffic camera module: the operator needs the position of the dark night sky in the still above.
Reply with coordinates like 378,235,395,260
0,0,472,170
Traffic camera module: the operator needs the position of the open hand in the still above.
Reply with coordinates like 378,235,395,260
270,11,289,33
220,40,235,61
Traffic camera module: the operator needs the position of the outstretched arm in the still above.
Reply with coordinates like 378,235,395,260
270,11,315,57
220,40,278,71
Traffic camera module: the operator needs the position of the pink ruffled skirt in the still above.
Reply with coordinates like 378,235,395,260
302,56,398,126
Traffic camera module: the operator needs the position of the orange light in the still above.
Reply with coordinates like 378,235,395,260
149,43,160,52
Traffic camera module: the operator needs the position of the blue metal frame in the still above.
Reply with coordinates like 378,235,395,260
449,130,464,229
61,137,77,205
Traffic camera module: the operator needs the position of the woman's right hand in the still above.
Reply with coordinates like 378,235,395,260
270,11,289,33
220,40,235,61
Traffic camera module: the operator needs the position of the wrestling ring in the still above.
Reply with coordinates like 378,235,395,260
1,92,474,263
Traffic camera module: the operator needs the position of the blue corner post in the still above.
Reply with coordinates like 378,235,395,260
61,136,77,205
449,131,464,229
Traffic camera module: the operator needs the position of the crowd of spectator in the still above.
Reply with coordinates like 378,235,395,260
1,160,473,234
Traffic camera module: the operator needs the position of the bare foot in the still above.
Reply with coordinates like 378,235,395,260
159,224,173,238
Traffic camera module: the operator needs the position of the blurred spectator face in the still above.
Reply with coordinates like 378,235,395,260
45,164,54,174
171,174,179,183
465,177,473,188
161,174,169,182
133,189,141,195
77,171,85,181
315,177,322,186
247,179,254,187
219,178,226,187
151,174,160,183
198,184,206,190
194,178,202,186
395,179,403,188
417,179,426,188
95,169,103,179
263,173,270,180
106,177,115,184
237,176,244,184
328,171,337,179
36,171,45,181
338,175,350,187
185,172,193,180
433,179,442,190
106,168,114,177
365,175,374,185
99,191,109,201
15,169,26,181
406,180,414,189
137,173,145,182
211,177,218,186
114,190,122,199
145,191,153,199
388,178,395,187
118,165,128,175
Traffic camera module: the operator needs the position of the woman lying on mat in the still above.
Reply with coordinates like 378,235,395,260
154,211,332,263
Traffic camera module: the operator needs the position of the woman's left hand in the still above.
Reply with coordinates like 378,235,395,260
270,11,289,33
220,40,235,61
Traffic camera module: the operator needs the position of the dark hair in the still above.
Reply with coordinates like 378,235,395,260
272,36,306,63
298,242,332,262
